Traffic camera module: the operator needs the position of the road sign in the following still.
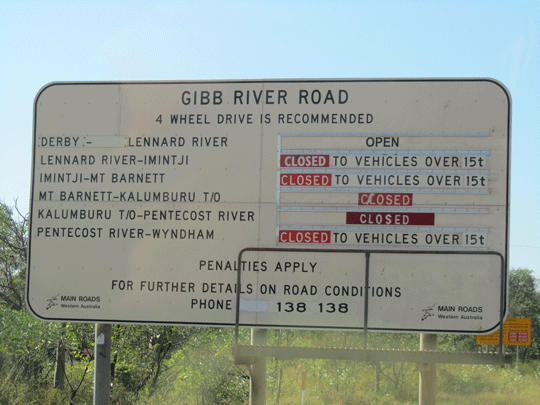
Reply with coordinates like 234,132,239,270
28,79,510,332
477,318,531,346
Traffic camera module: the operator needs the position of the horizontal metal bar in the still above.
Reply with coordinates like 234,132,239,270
280,133,490,138
280,149,491,156
233,345,512,366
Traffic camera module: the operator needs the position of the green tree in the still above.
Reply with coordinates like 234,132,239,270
138,328,249,405
110,324,203,402
508,267,540,360
0,201,27,310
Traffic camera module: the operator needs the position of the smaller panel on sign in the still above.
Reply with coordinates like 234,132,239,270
368,253,502,333
237,250,366,329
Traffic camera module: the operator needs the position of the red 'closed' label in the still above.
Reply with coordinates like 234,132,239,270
280,155,330,167
346,212,434,226
280,173,332,186
358,193,413,206
279,230,331,243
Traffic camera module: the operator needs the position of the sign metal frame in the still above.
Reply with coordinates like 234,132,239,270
27,79,511,332
234,248,506,336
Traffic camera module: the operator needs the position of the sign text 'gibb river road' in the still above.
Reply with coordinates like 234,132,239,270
27,79,510,334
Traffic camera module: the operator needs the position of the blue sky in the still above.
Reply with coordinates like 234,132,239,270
1,0,539,276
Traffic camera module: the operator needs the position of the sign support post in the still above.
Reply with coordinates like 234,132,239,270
93,323,112,405
53,322,66,389
249,328,268,405
419,333,437,405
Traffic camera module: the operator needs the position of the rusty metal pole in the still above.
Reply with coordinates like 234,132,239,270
419,333,437,405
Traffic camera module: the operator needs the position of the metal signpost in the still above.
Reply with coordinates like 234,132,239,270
28,79,511,404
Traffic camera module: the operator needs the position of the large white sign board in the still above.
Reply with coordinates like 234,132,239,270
28,79,510,334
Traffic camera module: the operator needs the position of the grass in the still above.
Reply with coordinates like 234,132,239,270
3,347,540,404
137,357,540,405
